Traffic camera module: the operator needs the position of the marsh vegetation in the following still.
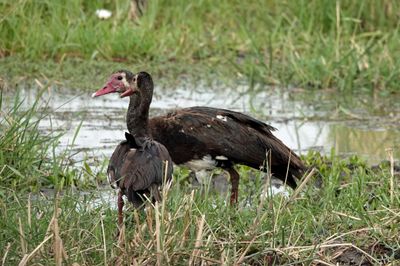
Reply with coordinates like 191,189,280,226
1,0,399,265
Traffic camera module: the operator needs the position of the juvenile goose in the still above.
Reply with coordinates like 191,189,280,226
93,71,306,204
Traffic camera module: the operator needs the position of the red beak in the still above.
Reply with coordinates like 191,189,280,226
91,83,117,98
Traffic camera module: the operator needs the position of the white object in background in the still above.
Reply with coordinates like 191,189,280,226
95,9,112,20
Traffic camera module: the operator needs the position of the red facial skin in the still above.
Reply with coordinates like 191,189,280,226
92,73,135,98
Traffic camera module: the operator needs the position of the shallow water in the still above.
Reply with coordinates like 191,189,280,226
8,82,400,165
4,82,399,204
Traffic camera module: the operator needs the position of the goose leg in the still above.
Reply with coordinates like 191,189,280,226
226,167,240,205
118,190,124,227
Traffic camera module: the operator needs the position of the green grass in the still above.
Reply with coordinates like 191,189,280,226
0,151,399,265
0,1,399,263
0,90,106,191
1,0,400,92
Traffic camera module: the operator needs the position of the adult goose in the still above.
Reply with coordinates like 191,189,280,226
104,76,173,225
93,71,306,204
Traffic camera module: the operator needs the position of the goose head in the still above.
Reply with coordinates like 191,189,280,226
92,70,153,98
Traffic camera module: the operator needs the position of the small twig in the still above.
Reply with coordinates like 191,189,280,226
27,194,31,229
146,207,154,235
189,214,206,265
201,235,212,266
313,259,336,266
34,79,44,89
286,214,299,247
323,227,375,245
100,215,107,266
161,160,170,215
339,106,364,120
18,218,27,255
1,242,11,266
380,205,400,217
332,210,361,221
18,235,53,266
155,202,162,266
235,221,272,265
235,234,258,265
381,205,400,226
174,252,222,264
117,223,126,250
255,149,271,222
385,148,395,204
179,205,191,249
53,210,63,266
285,243,380,264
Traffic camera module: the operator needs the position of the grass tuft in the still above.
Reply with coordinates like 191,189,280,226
0,90,106,191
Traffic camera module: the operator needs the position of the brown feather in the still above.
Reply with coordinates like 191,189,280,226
108,133,173,208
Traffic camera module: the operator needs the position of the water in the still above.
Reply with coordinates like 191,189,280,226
9,82,400,165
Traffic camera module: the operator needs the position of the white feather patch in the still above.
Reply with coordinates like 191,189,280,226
185,155,216,171
216,115,227,122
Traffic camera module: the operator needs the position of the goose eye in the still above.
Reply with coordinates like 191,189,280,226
117,76,123,80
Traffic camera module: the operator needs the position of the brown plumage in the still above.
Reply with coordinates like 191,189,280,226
149,106,303,188
108,133,173,206
93,71,306,204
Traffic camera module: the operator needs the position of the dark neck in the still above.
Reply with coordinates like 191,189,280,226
126,92,152,138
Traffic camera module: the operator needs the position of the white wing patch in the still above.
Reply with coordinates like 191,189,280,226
216,115,228,122
215,155,228,160
185,155,216,171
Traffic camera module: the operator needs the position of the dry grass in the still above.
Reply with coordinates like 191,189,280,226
1,151,399,265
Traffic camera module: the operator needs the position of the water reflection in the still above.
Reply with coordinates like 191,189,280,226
329,124,400,163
